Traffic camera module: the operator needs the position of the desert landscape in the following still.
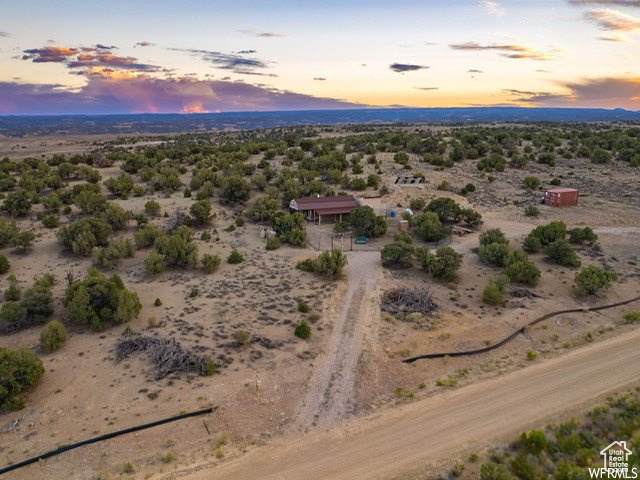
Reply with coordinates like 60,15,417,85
0,123,638,479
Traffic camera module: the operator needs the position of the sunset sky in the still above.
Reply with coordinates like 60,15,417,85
1,0,639,114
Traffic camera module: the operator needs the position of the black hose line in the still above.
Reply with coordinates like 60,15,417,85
0,406,217,475
403,295,640,364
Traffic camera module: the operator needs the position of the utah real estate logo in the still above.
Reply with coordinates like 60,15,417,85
589,441,638,478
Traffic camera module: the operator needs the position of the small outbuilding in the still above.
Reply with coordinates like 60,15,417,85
544,188,579,207
290,195,359,224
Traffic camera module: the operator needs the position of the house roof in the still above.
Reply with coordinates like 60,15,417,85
546,188,579,194
293,195,358,211
315,207,356,216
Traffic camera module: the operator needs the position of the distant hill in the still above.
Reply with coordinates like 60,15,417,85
1,107,639,136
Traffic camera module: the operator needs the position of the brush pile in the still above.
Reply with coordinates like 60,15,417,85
116,334,212,380
381,288,438,315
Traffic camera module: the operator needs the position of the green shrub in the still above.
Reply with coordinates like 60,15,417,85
477,153,506,172
42,214,60,229
4,275,20,301
479,462,513,480
538,152,556,166
105,173,134,198
482,282,504,306
232,329,251,346
460,208,483,228
154,298,162,307
40,320,67,353
591,147,611,164
568,227,597,245
3,189,32,217
202,253,221,273
333,221,349,233
380,241,415,269
294,320,311,339
265,237,280,250
505,258,541,286
480,229,509,247
544,239,581,267
478,242,510,267
315,250,347,277
523,176,541,190
460,183,476,195
412,211,449,242
298,301,309,313
574,265,617,296
393,231,413,244
11,231,35,253
246,194,279,222
21,276,55,322
415,246,462,282
220,175,250,205
57,217,112,256
0,253,10,274
409,198,426,211
103,203,132,230
145,250,166,274
190,199,212,226
426,197,461,222
0,347,44,411
134,225,163,249
523,234,543,253
523,221,567,253
524,205,539,217
63,269,142,331
623,311,640,324
0,218,19,247
349,206,387,238
227,249,244,264
271,212,307,246
152,228,198,269
0,301,27,333
144,200,161,216
520,430,548,455
74,189,107,215
95,239,135,270
296,258,317,273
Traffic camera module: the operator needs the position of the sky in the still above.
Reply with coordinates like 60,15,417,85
0,0,639,114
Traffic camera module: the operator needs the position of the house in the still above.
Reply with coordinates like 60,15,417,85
290,195,359,224
544,188,579,207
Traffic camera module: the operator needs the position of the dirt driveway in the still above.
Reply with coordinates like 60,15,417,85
294,251,380,431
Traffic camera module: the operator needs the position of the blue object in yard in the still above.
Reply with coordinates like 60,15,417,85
355,236,368,244
390,210,397,218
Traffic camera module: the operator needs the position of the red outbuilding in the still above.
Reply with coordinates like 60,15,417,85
544,188,579,207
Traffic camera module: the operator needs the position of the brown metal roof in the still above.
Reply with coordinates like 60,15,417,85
294,195,358,211
315,207,356,216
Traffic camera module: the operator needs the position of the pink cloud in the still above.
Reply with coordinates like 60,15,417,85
0,76,364,114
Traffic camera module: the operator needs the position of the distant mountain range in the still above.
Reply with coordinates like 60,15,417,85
1,107,639,136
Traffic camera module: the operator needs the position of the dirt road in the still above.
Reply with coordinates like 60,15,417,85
181,325,640,480
294,251,380,431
